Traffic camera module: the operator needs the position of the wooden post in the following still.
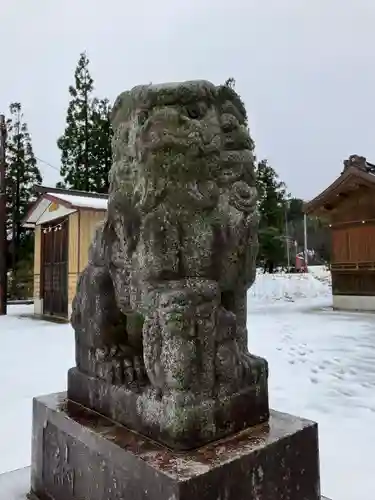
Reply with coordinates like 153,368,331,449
304,213,308,272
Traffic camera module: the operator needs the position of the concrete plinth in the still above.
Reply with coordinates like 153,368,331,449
333,294,375,312
29,392,322,500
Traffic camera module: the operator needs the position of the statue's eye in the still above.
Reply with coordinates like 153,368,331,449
186,105,200,119
138,110,149,126
186,103,206,119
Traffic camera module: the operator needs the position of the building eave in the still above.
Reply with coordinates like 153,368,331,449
304,166,375,215
22,188,108,227
35,184,108,199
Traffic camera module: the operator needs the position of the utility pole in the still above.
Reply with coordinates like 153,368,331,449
0,115,7,315
284,200,291,271
304,212,308,272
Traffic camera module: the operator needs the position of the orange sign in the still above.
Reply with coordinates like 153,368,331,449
49,202,58,212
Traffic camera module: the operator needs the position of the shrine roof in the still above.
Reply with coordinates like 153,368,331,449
304,155,375,216
22,186,108,228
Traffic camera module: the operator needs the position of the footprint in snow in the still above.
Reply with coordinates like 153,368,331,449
361,381,372,388
310,377,319,384
336,388,355,398
321,359,332,367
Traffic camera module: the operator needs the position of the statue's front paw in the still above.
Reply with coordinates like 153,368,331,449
122,355,146,384
102,355,146,385
96,346,146,385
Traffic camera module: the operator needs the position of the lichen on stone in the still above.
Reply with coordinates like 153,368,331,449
70,80,269,449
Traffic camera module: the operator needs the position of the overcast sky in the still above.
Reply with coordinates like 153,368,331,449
1,0,375,200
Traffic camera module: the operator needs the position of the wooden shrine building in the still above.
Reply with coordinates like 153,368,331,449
22,186,108,319
305,154,375,311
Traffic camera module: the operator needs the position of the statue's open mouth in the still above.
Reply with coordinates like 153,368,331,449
140,137,200,164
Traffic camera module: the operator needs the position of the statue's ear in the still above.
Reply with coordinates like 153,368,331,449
110,95,123,127
110,90,133,129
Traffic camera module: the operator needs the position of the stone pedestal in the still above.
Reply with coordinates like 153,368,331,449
30,393,321,500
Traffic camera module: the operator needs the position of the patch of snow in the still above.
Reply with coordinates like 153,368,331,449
48,192,108,210
0,305,74,475
248,276,375,500
0,466,30,499
250,271,331,304
309,265,332,286
0,273,373,500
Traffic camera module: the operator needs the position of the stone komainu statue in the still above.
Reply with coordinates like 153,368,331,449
68,81,269,450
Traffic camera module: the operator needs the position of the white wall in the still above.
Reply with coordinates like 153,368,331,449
333,295,375,312
34,298,43,315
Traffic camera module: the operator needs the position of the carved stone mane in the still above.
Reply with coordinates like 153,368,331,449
68,80,269,450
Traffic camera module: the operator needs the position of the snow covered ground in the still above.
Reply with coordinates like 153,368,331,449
250,271,375,500
0,267,374,500
0,307,75,476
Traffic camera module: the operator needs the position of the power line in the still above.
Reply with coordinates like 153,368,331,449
35,156,60,172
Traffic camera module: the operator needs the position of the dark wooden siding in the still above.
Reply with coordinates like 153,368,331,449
41,217,69,317
329,183,375,297
332,270,375,296
330,187,375,224
331,223,375,296
332,224,375,264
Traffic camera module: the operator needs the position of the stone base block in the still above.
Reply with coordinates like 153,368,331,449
333,293,375,312
67,366,269,451
30,392,321,500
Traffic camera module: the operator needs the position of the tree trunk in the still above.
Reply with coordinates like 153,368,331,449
84,89,89,191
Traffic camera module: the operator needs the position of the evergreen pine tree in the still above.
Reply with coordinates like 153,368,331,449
6,102,42,269
220,80,289,269
90,97,112,192
57,52,94,191
57,52,113,193
255,159,287,270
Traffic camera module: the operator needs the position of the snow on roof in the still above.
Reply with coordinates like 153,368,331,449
48,192,108,211
22,189,109,228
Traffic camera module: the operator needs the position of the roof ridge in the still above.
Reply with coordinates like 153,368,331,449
35,185,108,199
